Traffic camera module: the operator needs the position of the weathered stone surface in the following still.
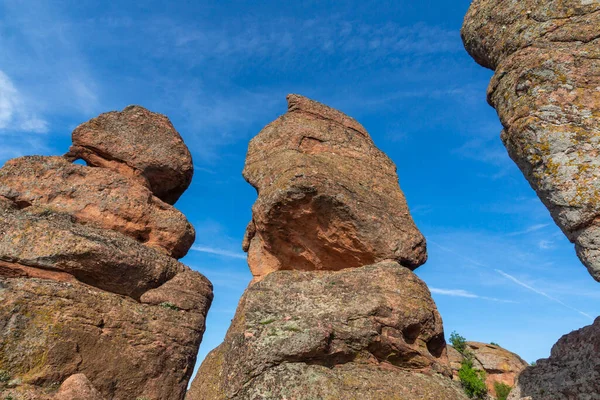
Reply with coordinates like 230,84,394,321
54,374,104,400
448,342,528,398
462,1,600,281
0,156,195,259
187,261,467,400
508,317,600,400
242,94,426,280
66,105,193,204
0,275,212,400
0,206,186,299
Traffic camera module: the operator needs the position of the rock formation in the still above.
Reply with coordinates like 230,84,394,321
242,94,426,281
462,0,600,282
507,317,600,400
187,95,467,400
462,1,600,398
0,106,212,400
448,342,528,398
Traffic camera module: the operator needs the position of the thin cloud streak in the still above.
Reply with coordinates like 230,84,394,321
191,245,247,260
430,288,517,303
506,223,550,237
495,269,593,320
429,239,592,320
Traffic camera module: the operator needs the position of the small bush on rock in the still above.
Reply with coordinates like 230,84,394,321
458,356,487,399
450,331,467,354
494,382,512,400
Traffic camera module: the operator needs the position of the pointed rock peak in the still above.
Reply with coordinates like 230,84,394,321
286,94,369,138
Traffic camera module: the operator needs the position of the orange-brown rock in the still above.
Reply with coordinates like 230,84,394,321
448,342,528,398
65,105,193,204
462,1,600,281
187,262,468,400
508,317,600,400
242,94,426,280
54,374,104,400
0,273,212,400
0,206,186,299
0,156,194,259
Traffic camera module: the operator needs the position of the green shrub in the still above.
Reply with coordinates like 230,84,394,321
490,342,500,346
458,358,487,399
450,331,468,354
0,370,10,383
530,361,537,366
159,302,180,311
494,382,512,400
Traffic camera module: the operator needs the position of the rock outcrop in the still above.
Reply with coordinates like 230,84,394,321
242,94,426,281
507,317,600,400
0,107,212,400
65,105,194,205
188,95,466,400
448,342,528,398
462,0,600,282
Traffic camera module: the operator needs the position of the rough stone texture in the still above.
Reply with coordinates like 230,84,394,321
448,342,528,397
462,1,600,281
0,156,195,259
187,262,468,400
54,374,104,400
0,106,212,400
242,94,426,280
0,206,186,300
66,105,193,204
0,275,211,400
507,317,600,400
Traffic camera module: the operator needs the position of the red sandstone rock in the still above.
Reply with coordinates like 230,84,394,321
448,342,528,398
54,374,104,400
66,105,193,204
187,262,467,400
242,94,426,280
0,156,194,259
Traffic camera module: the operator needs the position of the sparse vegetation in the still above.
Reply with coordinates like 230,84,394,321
159,302,180,311
451,331,487,399
259,318,276,325
0,370,10,383
494,382,512,400
530,361,537,366
450,331,467,354
490,342,499,346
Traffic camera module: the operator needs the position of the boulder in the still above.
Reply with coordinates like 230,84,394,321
0,206,186,300
66,105,193,204
0,274,211,400
508,317,600,400
242,94,426,280
0,156,194,259
462,0,600,281
448,342,528,398
187,261,467,400
54,374,105,400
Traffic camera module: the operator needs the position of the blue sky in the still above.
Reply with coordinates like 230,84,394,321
1,0,599,378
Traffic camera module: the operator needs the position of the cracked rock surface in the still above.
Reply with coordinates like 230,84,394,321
187,262,467,400
0,106,212,400
242,94,426,281
462,0,600,281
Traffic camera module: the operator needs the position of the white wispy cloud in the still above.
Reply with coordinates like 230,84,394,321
0,70,48,134
191,245,247,260
495,269,593,320
430,287,517,303
507,223,550,237
429,239,593,320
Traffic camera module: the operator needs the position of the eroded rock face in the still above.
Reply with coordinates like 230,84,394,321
507,317,600,400
462,1,600,281
448,342,528,398
187,262,467,400
242,94,426,280
0,106,212,400
66,105,193,204
0,156,195,259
